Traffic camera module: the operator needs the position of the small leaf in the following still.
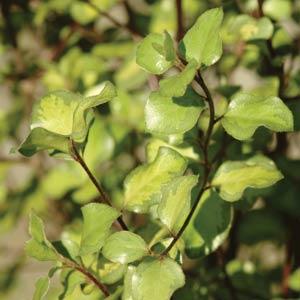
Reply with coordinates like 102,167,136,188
163,31,176,62
130,257,185,300
184,190,233,258
18,128,69,157
79,203,120,255
179,8,223,66
25,212,58,261
145,86,204,136
33,276,50,300
123,147,187,213
99,261,126,285
136,33,174,74
212,155,283,202
102,231,148,264
221,92,294,140
122,266,136,300
158,175,198,234
158,60,198,97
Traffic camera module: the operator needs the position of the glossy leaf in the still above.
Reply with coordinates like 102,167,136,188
123,147,187,213
184,190,233,258
18,128,69,157
158,60,198,97
129,257,185,300
212,156,283,202
179,8,223,66
102,231,148,264
33,276,50,300
30,81,116,144
145,86,204,135
79,203,120,255
158,175,198,234
221,93,294,140
99,261,126,285
136,33,174,74
25,212,58,261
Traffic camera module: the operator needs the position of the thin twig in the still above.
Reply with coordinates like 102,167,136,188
85,0,142,39
70,140,128,231
161,71,216,256
175,0,184,41
63,259,110,297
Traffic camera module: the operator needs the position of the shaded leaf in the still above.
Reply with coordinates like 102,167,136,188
123,147,187,213
221,93,293,140
33,276,50,300
212,155,283,202
184,190,233,258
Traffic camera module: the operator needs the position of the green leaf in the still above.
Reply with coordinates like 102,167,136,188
18,128,69,157
29,81,116,145
145,86,204,136
79,203,120,255
221,93,294,140
99,261,126,285
158,60,198,97
59,270,85,299
136,33,174,74
25,212,58,261
72,81,117,142
129,257,185,300
123,147,187,213
33,276,50,300
289,268,300,292
102,231,148,264
212,156,283,202
158,175,198,234
179,8,223,66
184,190,233,258
122,265,136,300
163,31,176,62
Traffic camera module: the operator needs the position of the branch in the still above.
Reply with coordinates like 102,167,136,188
70,140,128,231
175,0,184,41
161,71,216,256
63,259,110,297
85,0,142,39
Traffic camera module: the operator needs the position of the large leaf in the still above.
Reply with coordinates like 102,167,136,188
158,175,198,234
221,93,294,140
127,257,185,300
102,231,148,264
212,156,283,202
184,190,233,258
79,203,120,255
18,128,69,157
179,8,223,66
136,33,174,74
30,81,116,143
158,60,198,97
145,86,204,136
25,212,58,261
123,147,187,213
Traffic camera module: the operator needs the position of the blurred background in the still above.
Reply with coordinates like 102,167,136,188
0,0,300,299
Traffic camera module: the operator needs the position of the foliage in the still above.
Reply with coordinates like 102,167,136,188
1,0,300,299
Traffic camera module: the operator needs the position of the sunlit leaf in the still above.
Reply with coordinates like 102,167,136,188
158,175,198,234
79,203,120,255
212,155,283,202
123,147,187,213
136,33,174,74
103,231,148,264
145,86,204,136
221,93,293,140
33,276,50,300
179,8,223,66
